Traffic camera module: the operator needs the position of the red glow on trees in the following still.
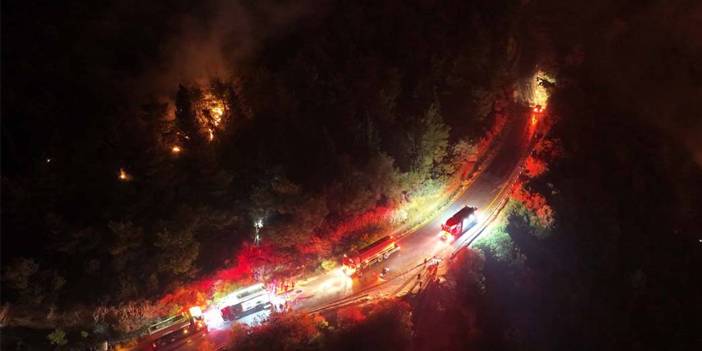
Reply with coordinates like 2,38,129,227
525,155,548,178
327,206,394,242
298,236,332,256
336,305,367,327
158,287,209,313
511,181,554,227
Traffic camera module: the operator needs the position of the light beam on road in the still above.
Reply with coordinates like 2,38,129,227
203,308,225,329
316,268,353,295
189,306,203,318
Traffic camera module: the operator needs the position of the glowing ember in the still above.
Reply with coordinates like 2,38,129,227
118,168,130,181
198,92,226,128
171,145,182,154
208,128,215,142
210,106,224,127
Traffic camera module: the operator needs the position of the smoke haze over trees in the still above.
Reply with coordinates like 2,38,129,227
2,0,514,321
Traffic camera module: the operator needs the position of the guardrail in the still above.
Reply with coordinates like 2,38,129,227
388,116,515,242
306,261,427,314
453,113,535,253
306,111,539,311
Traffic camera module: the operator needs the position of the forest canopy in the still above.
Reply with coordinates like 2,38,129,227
2,1,701,350
2,0,516,311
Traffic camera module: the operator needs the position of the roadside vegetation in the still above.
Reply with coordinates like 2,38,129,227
222,0,702,349
3,0,700,350
2,0,518,337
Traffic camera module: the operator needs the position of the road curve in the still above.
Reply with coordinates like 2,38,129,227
165,110,532,351
294,110,531,312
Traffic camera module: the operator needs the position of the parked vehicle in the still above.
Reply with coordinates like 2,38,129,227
440,206,478,241
151,320,206,350
146,312,207,350
341,236,400,276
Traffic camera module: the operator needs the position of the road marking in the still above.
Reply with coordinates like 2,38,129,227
307,115,534,311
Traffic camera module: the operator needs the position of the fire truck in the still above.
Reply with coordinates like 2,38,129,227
341,236,400,276
145,309,207,350
440,206,478,241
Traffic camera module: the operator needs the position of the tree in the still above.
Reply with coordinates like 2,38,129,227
175,84,206,146
413,249,487,351
1,258,50,305
154,227,199,275
524,155,547,178
154,215,200,277
3,257,38,292
329,300,413,351
414,102,450,182
47,328,68,346
1,0,523,328
364,152,402,205
107,220,143,256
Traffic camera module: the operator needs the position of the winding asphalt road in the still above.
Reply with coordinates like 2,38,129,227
293,109,532,313
172,110,533,350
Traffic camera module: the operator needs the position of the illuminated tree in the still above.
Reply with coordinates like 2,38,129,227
415,102,450,180
525,155,548,178
47,328,68,346
1,0,531,331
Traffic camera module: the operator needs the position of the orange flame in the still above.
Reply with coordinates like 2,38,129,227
118,168,130,181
